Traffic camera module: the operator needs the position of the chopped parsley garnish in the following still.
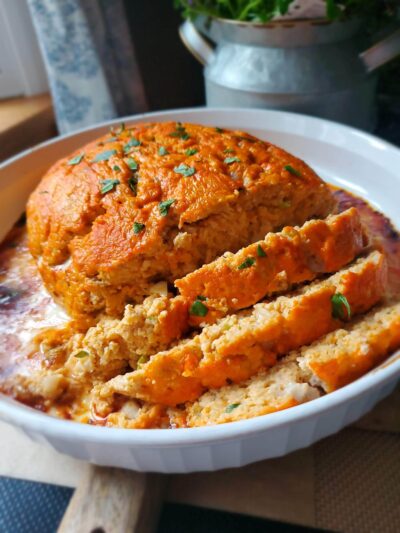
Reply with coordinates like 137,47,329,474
331,293,352,320
284,165,302,177
128,176,138,195
226,403,240,413
133,222,145,234
215,127,223,133
190,299,208,317
68,154,84,165
158,146,169,156
100,179,120,194
113,165,121,172
159,198,175,216
169,123,190,140
257,244,267,257
223,148,235,154
75,350,89,358
197,295,207,301
110,122,125,134
237,135,256,143
124,137,141,153
224,156,241,164
174,163,196,177
185,148,198,156
238,257,256,270
126,157,138,171
92,149,117,163
137,355,148,367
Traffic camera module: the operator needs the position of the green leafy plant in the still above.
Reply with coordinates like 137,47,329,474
174,0,397,24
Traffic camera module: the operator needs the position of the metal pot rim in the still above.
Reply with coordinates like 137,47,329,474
196,14,358,29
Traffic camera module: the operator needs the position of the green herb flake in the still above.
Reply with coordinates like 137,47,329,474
158,146,169,156
92,149,118,163
169,123,190,140
128,176,138,195
185,148,198,156
224,156,241,165
284,165,302,178
190,299,208,317
75,350,89,359
137,355,148,367
197,295,207,301
124,137,141,153
39,191,49,195
113,165,121,173
257,244,267,258
68,153,84,165
226,403,240,413
174,163,196,177
331,293,352,320
117,122,125,133
215,127,224,133
100,179,120,194
133,222,145,234
105,137,117,143
159,198,176,217
126,157,138,171
223,148,235,154
238,257,256,270
237,135,256,143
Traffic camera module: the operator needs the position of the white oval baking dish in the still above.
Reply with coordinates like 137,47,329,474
0,107,399,473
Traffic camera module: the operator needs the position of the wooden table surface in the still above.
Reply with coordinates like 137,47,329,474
0,93,56,162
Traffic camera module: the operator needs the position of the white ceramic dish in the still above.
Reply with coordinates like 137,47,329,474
0,108,399,473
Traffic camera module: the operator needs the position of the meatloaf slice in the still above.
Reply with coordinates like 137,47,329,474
298,300,400,392
176,207,366,325
186,355,319,427
92,251,386,413
27,122,336,317
187,300,400,427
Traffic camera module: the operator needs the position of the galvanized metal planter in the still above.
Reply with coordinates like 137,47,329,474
180,17,400,130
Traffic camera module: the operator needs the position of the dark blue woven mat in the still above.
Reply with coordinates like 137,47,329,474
0,476,318,533
0,477,71,533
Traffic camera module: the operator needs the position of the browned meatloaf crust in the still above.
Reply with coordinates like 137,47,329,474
27,122,336,317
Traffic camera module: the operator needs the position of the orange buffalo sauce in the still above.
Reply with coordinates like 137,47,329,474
332,188,400,298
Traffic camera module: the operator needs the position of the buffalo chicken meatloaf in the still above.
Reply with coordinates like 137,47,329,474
1,121,400,430
27,121,335,318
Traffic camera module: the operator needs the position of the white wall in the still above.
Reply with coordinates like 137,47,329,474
0,0,48,99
